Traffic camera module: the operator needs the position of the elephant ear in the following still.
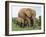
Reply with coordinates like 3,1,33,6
18,8,26,18
31,9,36,17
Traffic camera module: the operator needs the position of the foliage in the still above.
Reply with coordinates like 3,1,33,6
12,18,16,24
39,16,41,26
12,16,41,31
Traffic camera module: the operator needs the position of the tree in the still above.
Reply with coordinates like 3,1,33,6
39,16,41,26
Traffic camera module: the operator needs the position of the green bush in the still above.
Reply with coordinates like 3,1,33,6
39,16,41,26
12,16,41,31
12,18,16,24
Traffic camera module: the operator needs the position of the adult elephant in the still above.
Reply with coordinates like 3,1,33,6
18,8,36,27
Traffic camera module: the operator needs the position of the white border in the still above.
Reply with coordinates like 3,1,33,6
9,3,44,34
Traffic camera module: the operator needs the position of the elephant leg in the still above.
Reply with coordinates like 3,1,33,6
25,20,28,26
32,17,36,26
26,18,31,27
29,20,31,27
18,22,22,27
31,19,33,26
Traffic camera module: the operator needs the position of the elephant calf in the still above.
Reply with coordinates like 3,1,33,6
16,17,26,27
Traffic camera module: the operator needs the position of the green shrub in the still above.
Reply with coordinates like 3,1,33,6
12,16,41,31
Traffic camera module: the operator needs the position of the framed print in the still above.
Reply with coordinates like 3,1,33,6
5,1,45,36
